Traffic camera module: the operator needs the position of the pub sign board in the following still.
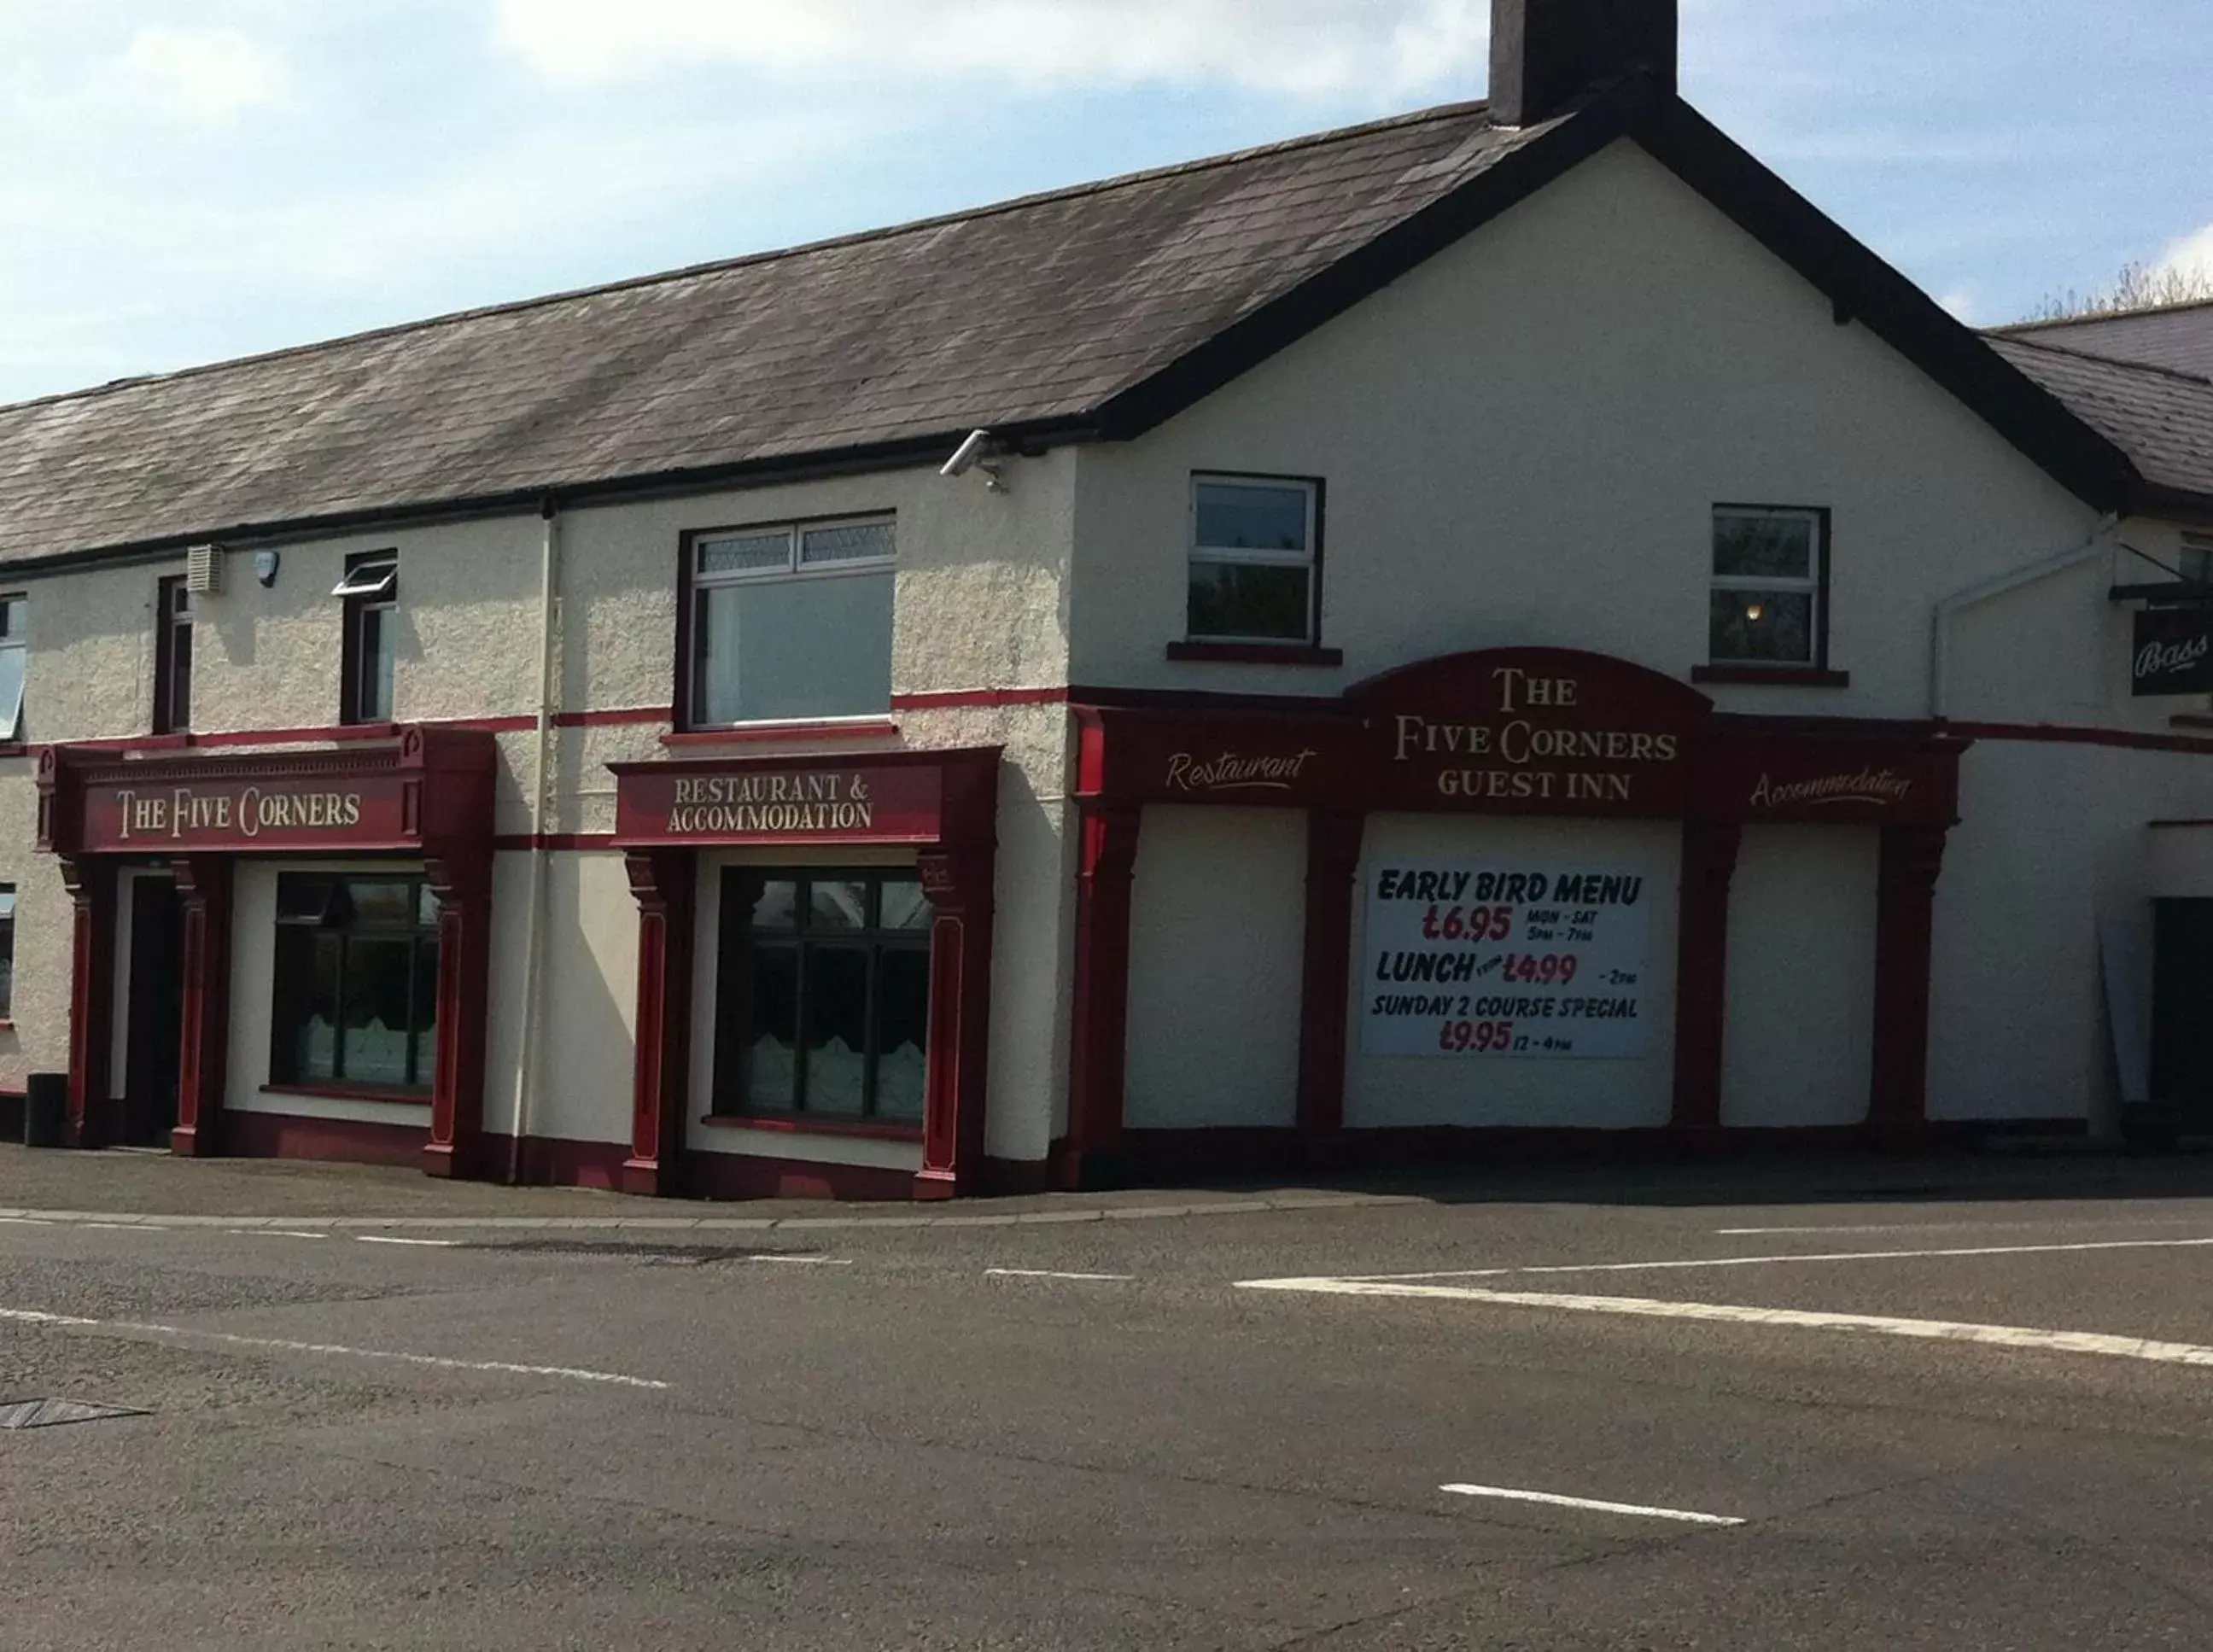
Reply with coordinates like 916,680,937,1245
2132,608,2213,697
614,763,944,847
84,779,409,852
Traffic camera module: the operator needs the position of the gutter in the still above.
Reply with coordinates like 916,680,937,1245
506,499,562,1184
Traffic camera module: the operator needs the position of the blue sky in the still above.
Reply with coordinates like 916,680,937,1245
2,1,2207,407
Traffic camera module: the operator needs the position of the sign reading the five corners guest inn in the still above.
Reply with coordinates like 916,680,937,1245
1362,862,1653,1059
1352,647,1708,819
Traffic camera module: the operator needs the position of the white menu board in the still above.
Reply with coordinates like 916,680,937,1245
1360,862,1652,1059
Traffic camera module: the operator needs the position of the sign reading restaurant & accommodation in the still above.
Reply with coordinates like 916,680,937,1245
613,762,947,846
1362,861,1653,1059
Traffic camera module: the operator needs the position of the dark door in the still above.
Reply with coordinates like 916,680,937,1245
121,876,185,1147
2151,899,2213,1133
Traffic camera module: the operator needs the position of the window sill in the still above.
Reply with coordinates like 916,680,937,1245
260,1083,431,1106
2170,715,2213,731
697,1112,923,1144
663,718,899,749
1165,641,1344,667
0,743,27,760
0,1019,15,1032
1690,664,1851,688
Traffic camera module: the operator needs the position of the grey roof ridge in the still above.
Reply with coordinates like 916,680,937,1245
1989,296,2213,337
1993,330,2213,390
0,97,1495,424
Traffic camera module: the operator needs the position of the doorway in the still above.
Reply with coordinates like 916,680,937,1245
2151,898,2213,1135
120,874,185,1147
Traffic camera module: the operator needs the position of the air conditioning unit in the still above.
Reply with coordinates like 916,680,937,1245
185,544,225,594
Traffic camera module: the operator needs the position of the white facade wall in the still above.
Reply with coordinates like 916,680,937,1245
1720,827,1879,1130
1124,807,1305,1130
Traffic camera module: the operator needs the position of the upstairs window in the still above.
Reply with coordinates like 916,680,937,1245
335,552,398,724
271,874,440,1095
2181,532,2213,585
0,596,25,742
0,884,15,1020
154,575,194,734
685,517,894,727
1709,506,1828,668
1187,476,1320,644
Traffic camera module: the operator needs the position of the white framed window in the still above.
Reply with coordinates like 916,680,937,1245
686,516,895,727
1186,475,1320,644
335,552,398,724
0,595,26,741
2181,532,2213,585
1709,506,1828,667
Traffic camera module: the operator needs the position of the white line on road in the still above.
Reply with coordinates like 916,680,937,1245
77,1223,150,1234
1237,1277,2213,1370
353,1235,458,1248
0,1217,54,1226
1440,1482,1745,1527
231,1229,330,1240
0,1305,667,1388
984,1268,1137,1281
1343,1236,2213,1282
750,1253,852,1266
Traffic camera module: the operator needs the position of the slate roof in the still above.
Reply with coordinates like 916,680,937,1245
1989,336,2213,507
1992,301,2213,378
0,101,1561,570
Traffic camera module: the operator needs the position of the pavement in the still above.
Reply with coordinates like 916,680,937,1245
5,1144,2213,1648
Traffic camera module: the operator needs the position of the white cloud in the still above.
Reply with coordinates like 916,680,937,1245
125,25,289,120
2158,223,2213,285
493,0,1488,100
1936,285,1979,324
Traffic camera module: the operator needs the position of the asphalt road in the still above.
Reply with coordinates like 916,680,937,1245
4,1149,2213,1649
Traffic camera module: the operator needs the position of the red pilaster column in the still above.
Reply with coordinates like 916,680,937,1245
1671,820,1743,1136
423,853,492,1180
58,857,115,1150
1869,824,1949,1146
914,845,996,1200
1059,804,1141,1191
1295,811,1364,1167
622,851,694,1197
169,856,232,1159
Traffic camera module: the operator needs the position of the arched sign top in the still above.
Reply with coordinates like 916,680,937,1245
1349,647,1712,818
1346,646,1714,724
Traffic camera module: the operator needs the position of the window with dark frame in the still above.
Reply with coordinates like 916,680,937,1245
335,552,398,725
685,517,895,727
1186,475,1320,644
154,575,194,734
0,595,26,742
0,884,15,1020
713,869,931,1124
270,874,441,1095
1708,507,1827,667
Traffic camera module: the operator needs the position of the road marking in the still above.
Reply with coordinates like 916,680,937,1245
0,1217,55,1226
77,1223,150,1234
1439,1482,1745,1527
750,1253,852,1266
984,1269,1137,1281
232,1229,330,1240
1340,1236,2213,1282
0,1305,667,1388
1236,1278,2213,1370
353,1235,458,1248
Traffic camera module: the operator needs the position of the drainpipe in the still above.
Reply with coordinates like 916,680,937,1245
506,499,562,1184
1929,512,2121,721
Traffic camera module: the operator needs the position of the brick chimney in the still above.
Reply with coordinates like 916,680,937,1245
1489,0,1678,126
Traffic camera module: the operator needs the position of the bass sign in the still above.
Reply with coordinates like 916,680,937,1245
2132,609,2213,697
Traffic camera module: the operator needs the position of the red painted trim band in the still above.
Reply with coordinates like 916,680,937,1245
1948,720,2213,756
890,686,1069,710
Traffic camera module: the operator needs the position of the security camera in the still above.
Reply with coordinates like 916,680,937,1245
940,429,993,478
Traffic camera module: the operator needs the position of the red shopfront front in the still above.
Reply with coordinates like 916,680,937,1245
1061,648,1966,1186
608,746,1000,1201
37,727,499,1172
